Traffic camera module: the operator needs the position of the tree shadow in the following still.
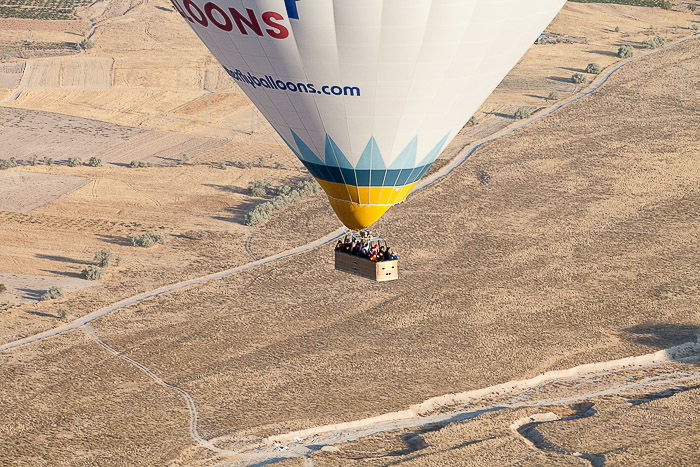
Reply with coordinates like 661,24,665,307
622,324,699,363
154,5,173,11
484,111,514,119
23,309,61,318
587,49,618,57
560,66,585,73
35,253,88,265
40,269,83,279
95,233,133,246
213,200,260,224
203,183,248,195
547,75,575,84
16,288,45,300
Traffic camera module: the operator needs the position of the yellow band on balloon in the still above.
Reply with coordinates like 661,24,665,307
315,179,418,206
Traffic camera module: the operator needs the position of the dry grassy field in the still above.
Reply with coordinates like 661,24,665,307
0,0,699,465
1,21,698,467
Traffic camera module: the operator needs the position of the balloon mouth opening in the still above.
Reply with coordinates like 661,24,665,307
326,197,392,230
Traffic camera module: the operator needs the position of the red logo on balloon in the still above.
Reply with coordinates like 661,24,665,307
171,0,289,39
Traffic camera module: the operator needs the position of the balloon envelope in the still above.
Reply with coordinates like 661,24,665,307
171,0,566,229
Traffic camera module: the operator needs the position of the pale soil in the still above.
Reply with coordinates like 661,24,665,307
0,35,695,465
305,377,700,466
0,170,89,213
0,272,98,303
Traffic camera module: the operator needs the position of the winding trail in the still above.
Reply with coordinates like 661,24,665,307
2,32,696,354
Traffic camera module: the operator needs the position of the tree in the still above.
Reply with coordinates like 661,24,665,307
41,286,63,301
585,63,602,74
571,73,586,84
94,248,113,267
0,283,6,293
618,45,634,58
513,108,532,120
81,266,102,280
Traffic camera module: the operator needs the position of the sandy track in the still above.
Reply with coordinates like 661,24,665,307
1,32,697,353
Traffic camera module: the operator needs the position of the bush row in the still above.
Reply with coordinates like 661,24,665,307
244,179,321,226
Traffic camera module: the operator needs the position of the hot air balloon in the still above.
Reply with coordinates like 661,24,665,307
170,0,566,230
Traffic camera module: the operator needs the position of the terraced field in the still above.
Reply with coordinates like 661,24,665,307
0,0,90,20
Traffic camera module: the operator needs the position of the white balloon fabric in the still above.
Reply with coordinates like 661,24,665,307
171,0,566,229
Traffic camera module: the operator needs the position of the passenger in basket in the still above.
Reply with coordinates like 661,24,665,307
335,240,343,251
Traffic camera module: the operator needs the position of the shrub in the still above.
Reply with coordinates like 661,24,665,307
513,108,532,120
571,73,586,84
618,45,634,58
0,283,6,293
614,26,620,32
81,266,102,280
129,160,151,168
94,248,113,267
247,179,273,197
67,157,82,167
466,116,479,126
585,63,602,74
256,156,266,167
30,156,37,166
273,161,286,170
56,309,67,319
0,159,16,169
476,169,491,186
244,179,321,226
43,157,53,166
688,4,696,11
181,154,191,163
79,39,94,50
131,232,164,247
643,36,665,48
86,156,102,167
547,91,561,101
693,23,699,31
40,286,63,301
660,0,672,10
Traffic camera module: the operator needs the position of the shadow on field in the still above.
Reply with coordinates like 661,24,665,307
213,200,261,224
40,269,82,279
203,183,248,195
35,253,89,265
16,288,45,300
588,49,618,57
23,309,61,319
95,234,133,246
623,324,699,363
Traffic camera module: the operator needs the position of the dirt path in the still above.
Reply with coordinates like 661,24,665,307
1,32,697,355
84,325,700,465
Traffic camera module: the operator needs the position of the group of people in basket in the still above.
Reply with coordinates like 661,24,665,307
335,236,398,262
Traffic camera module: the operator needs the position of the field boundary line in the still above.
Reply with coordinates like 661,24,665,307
1,33,697,354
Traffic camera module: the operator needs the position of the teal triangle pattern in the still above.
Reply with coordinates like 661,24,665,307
324,135,353,169
291,131,324,165
389,136,418,170
356,137,384,170
417,132,451,167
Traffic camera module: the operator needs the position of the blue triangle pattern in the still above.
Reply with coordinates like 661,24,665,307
417,132,451,167
291,131,324,165
389,136,418,170
324,135,353,169
356,137,385,170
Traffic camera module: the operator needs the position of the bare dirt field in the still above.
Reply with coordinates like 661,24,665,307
0,21,697,465
0,170,88,213
0,272,98,303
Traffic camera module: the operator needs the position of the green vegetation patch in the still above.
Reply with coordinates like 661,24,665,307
0,0,92,20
